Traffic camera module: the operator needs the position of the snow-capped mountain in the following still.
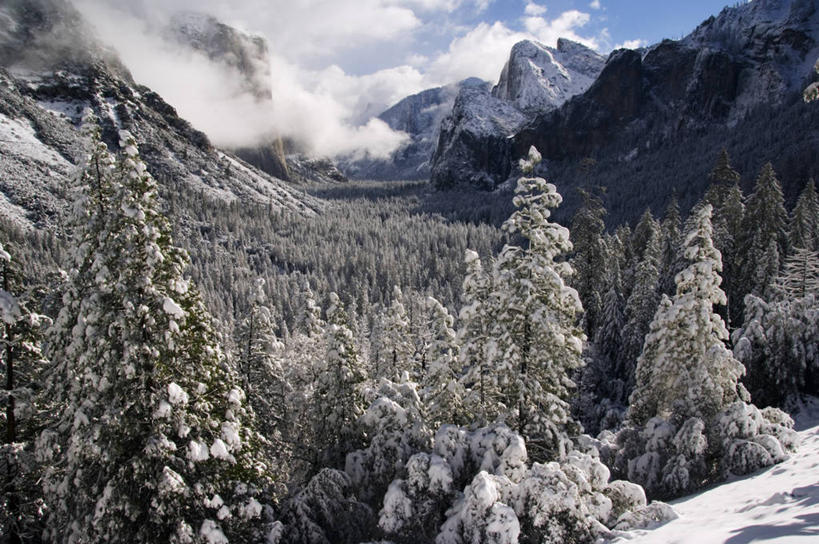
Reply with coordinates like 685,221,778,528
493,38,606,114
341,78,483,181
430,39,605,190
507,0,819,223
0,0,320,230
430,80,529,189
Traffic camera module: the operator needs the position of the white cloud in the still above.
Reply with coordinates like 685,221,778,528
524,2,547,16
589,0,602,10
522,10,597,49
614,39,645,50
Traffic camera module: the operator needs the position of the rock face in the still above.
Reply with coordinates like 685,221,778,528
340,79,475,181
516,0,819,163
0,0,319,230
493,38,605,114
430,80,529,190
430,39,605,189
504,0,819,224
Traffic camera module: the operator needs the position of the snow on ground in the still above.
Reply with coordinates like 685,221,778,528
0,111,72,170
609,398,819,543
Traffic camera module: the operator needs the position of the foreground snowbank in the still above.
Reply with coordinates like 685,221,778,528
608,398,819,543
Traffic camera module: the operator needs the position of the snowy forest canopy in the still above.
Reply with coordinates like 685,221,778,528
1,119,818,543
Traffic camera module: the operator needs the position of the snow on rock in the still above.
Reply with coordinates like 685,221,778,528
493,39,605,114
608,405,819,543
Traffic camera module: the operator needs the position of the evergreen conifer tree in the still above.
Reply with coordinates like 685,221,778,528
570,190,607,336
738,163,788,301
419,296,464,428
310,293,367,471
38,128,272,543
490,147,585,459
629,205,744,426
1,242,50,543
458,250,500,426
235,278,291,482
788,179,819,252
620,228,661,386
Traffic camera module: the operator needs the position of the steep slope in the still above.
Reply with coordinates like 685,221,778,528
430,39,605,189
0,0,319,230
610,399,819,543
340,79,478,181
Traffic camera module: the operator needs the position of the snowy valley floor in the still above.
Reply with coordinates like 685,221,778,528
609,400,819,543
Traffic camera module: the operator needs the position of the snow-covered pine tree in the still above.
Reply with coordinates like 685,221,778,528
570,189,607,337
310,293,367,471
1,241,50,543
658,196,682,297
734,248,819,406
576,262,628,435
620,227,661,387
738,163,788,301
490,146,585,460
235,278,291,485
631,210,661,263
458,250,501,426
788,179,819,252
38,128,272,543
372,286,414,380
709,179,745,326
628,204,745,426
420,296,465,429
774,247,819,299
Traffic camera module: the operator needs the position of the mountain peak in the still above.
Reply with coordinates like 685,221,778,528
492,38,605,114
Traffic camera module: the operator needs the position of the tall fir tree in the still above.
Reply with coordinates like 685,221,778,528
419,296,464,428
788,179,819,252
629,205,745,426
489,147,585,459
38,128,272,543
458,250,500,426
570,189,607,337
1,241,50,543
620,228,661,387
235,278,291,485
310,293,367,471
738,163,788,301
372,286,414,380
658,196,682,297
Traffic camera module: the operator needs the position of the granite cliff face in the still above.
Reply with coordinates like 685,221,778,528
0,0,320,230
493,38,605,114
430,39,605,189
515,0,819,163
502,0,819,224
